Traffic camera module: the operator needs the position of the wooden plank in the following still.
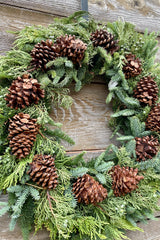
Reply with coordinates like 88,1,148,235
0,4,56,54
1,0,160,34
0,0,80,18
125,218,160,240
89,1,160,34
50,83,115,152
0,195,160,240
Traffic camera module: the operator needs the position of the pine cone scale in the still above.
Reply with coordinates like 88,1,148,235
110,165,144,196
90,29,119,55
135,136,159,161
146,104,160,132
73,174,107,205
123,54,142,79
31,40,60,70
27,155,58,189
5,74,44,109
134,76,158,106
56,35,87,65
8,113,39,159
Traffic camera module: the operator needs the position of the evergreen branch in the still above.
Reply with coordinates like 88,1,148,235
0,50,31,80
70,167,89,177
2,159,31,189
25,183,43,190
112,109,136,117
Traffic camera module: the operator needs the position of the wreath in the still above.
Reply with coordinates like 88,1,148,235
0,11,160,240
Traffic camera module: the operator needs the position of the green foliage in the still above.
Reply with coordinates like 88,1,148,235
95,162,113,173
115,116,153,147
0,50,31,80
116,147,134,167
130,116,143,137
0,185,40,240
0,87,17,153
0,148,17,188
136,152,160,172
18,196,35,240
1,157,32,189
34,189,76,239
68,152,86,167
46,86,73,109
7,185,39,230
71,167,89,177
112,109,136,117
0,201,10,216
114,88,140,109
24,103,61,128
125,140,136,157
50,128,75,145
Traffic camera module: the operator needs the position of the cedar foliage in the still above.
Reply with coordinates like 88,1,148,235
0,11,160,240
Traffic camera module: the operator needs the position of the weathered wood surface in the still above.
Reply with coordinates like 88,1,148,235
1,0,160,34
50,83,115,152
125,218,160,240
89,0,160,34
0,4,57,53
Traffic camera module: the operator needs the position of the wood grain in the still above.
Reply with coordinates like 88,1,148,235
125,218,160,240
0,4,57,54
50,83,115,152
0,0,80,17
1,0,160,34
88,0,160,34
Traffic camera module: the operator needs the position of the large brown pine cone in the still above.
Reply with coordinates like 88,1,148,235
72,174,107,205
90,29,119,55
8,113,39,159
123,54,142,79
31,40,60,71
135,136,159,161
146,104,160,133
5,74,45,109
110,165,144,197
134,76,158,106
27,154,58,189
56,34,87,65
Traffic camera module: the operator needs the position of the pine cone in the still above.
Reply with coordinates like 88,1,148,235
72,174,107,205
31,40,60,70
5,74,45,109
90,29,119,55
123,54,142,79
134,76,158,106
135,136,159,161
27,154,58,189
146,104,160,133
110,165,144,197
56,35,87,65
8,113,39,159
